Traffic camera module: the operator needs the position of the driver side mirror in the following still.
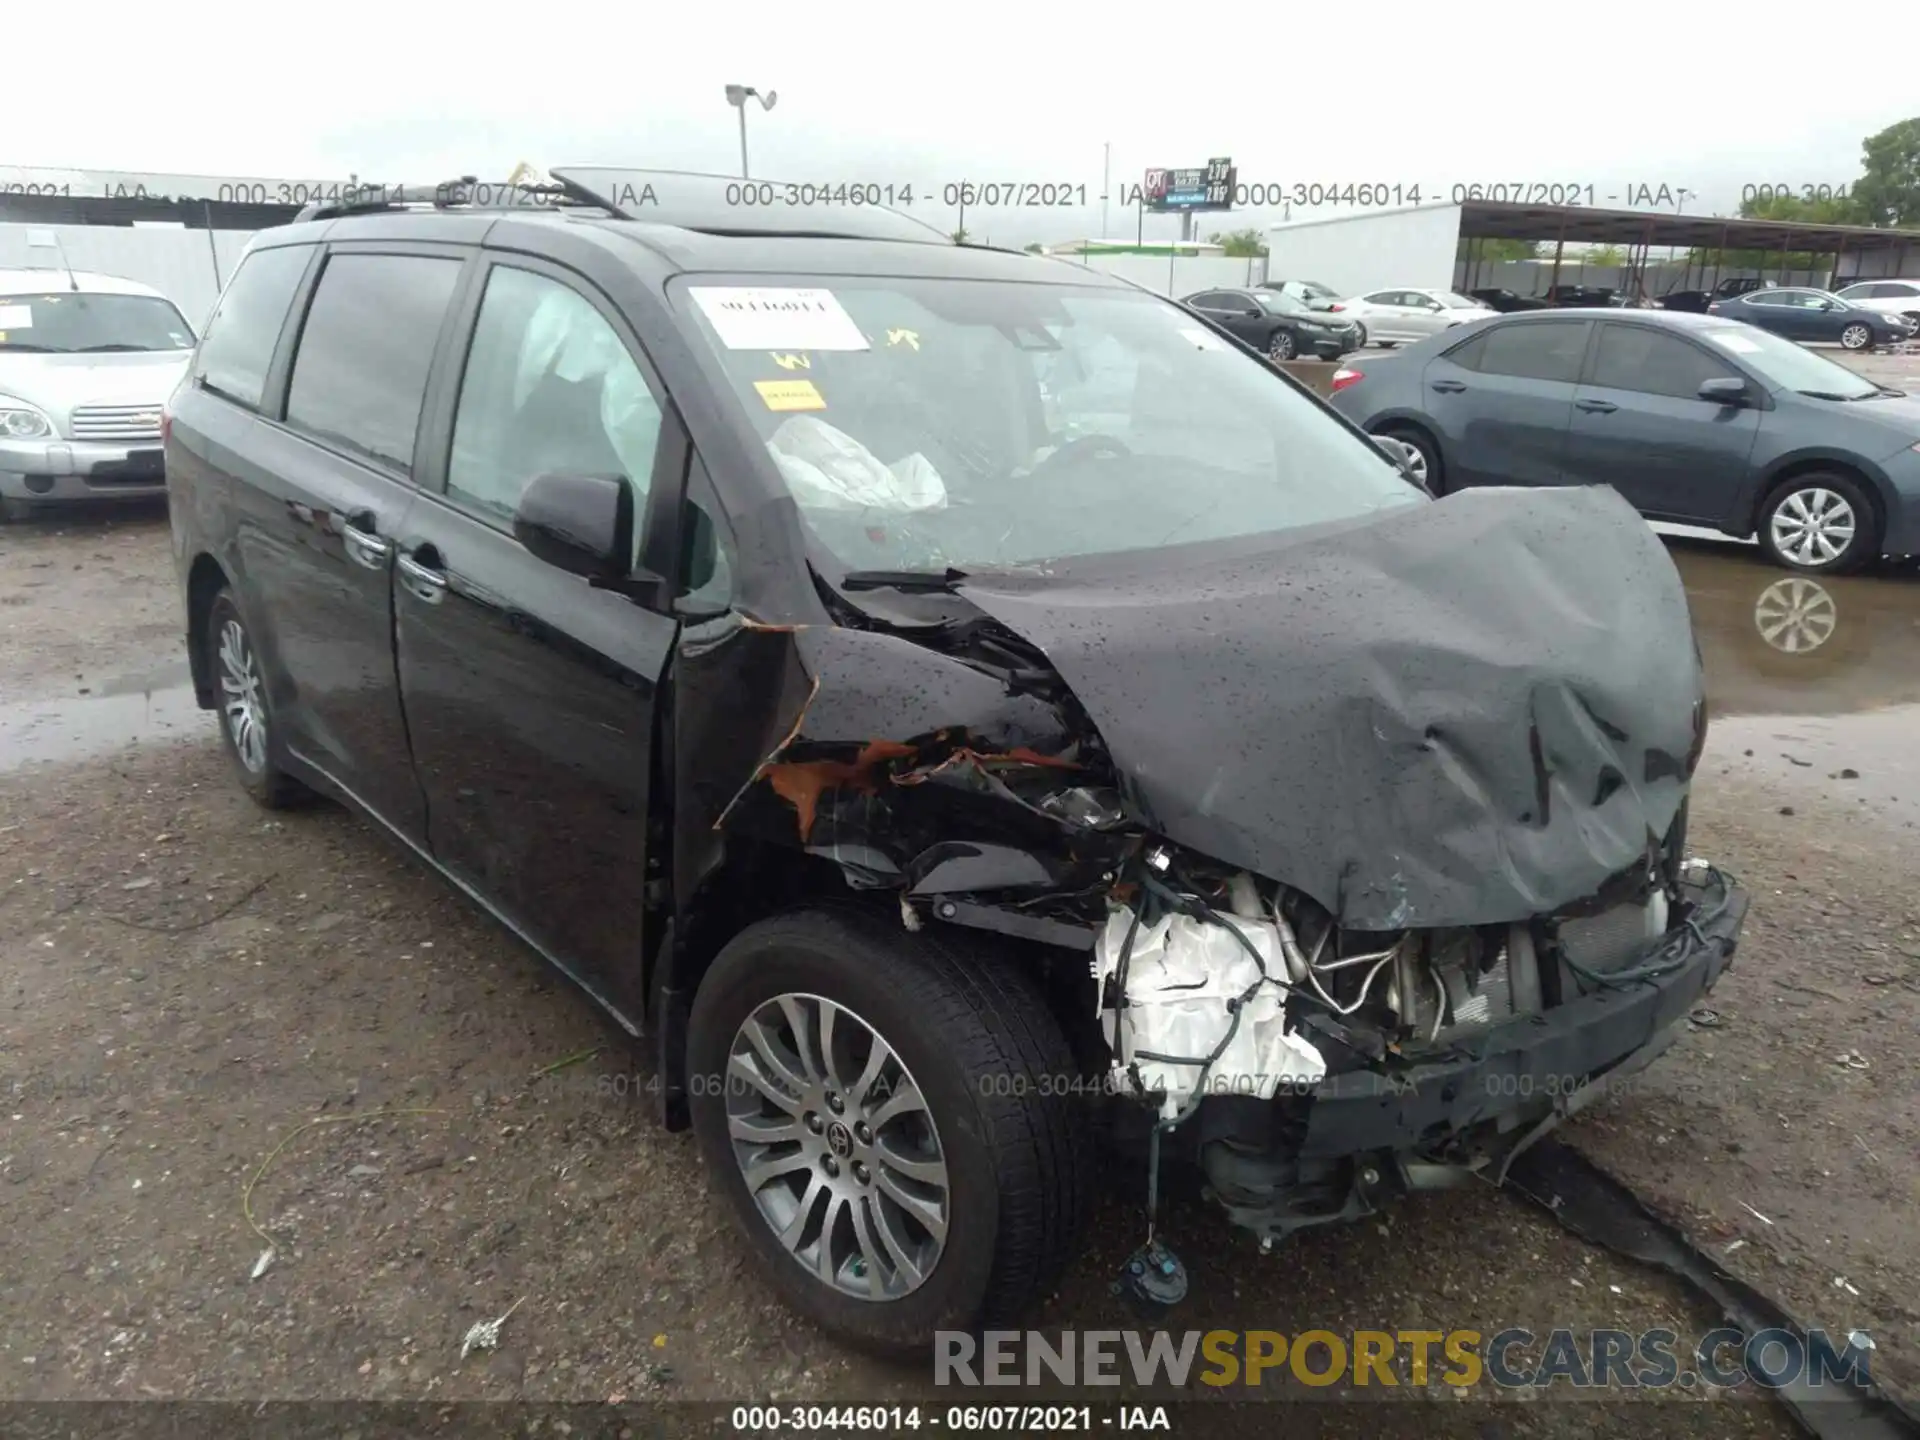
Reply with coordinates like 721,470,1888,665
1698,377,1750,407
514,472,635,581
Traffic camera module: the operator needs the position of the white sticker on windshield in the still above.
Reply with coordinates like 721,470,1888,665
1177,327,1222,351
0,305,34,329
688,287,869,352
1708,331,1759,353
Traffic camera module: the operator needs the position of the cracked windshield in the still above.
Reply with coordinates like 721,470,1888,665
675,276,1419,571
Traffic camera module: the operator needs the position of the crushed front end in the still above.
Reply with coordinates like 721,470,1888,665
681,484,1750,1256
1092,839,1747,1247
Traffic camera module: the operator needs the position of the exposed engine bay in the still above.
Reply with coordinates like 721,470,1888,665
670,484,1749,1268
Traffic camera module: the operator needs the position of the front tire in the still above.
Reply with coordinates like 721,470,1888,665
1839,322,1873,352
687,909,1091,1354
1268,328,1297,362
204,589,311,808
1352,322,1368,347
1758,473,1877,574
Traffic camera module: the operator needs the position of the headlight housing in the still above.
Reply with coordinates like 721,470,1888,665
0,398,54,440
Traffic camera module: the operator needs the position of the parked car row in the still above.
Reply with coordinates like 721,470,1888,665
1330,308,1920,574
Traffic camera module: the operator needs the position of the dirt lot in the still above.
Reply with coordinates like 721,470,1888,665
2,493,1917,1436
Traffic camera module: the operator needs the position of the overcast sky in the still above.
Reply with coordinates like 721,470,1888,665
11,3,1908,246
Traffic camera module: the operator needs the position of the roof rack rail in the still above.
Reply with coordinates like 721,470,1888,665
550,166,952,244
292,175,617,224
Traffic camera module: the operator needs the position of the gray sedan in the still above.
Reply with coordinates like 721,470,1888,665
1327,309,1920,573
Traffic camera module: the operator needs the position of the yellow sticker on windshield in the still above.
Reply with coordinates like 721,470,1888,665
770,352,811,370
755,378,826,412
887,328,920,351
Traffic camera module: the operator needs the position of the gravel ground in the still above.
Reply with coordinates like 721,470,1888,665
2,500,1915,1435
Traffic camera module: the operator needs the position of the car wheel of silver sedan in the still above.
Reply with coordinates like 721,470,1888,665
1758,475,1875,574
686,908,1092,1353
1839,323,1873,351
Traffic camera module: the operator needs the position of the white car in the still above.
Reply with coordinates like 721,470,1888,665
1331,287,1497,347
0,268,196,519
1832,279,1920,326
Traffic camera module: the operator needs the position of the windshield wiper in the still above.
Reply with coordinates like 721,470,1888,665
0,342,55,352
1795,389,1870,401
839,566,970,593
75,343,161,353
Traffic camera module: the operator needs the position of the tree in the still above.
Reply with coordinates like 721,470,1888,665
1023,241,1045,254
1208,228,1269,258
1583,244,1626,267
950,227,970,245
1855,116,1920,227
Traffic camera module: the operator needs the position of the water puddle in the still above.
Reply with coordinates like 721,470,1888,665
1,662,205,774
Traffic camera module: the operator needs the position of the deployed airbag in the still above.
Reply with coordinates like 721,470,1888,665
1094,907,1326,1119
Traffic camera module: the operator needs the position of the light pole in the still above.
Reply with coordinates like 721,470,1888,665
724,84,778,179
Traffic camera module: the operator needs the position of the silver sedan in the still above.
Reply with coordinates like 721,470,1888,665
1332,287,1497,347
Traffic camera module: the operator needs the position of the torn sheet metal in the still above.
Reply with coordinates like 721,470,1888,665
957,485,1703,930
1094,907,1326,1119
675,613,1121,909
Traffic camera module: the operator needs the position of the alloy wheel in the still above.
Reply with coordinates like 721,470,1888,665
1390,437,1428,486
218,618,268,774
1840,323,1872,351
724,992,949,1302
1769,487,1856,569
1752,576,1838,654
1268,331,1296,361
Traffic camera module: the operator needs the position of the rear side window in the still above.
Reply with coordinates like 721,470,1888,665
285,253,462,475
1472,320,1589,383
192,245,311,410
1588,326,1734,399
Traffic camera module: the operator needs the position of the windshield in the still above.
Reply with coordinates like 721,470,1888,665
0,292,195,353
1701,324,1879,399
673,275,1421,573
1297,280,1339,299
1255,290,1311,315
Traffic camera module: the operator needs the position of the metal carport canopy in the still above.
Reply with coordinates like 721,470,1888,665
1458,198,1920,256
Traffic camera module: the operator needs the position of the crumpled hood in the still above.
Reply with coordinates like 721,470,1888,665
956,485,1703,930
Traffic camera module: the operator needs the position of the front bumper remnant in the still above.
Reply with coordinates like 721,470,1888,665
1198,868,1749,1244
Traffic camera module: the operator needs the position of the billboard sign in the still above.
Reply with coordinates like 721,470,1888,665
1141,158,1236,213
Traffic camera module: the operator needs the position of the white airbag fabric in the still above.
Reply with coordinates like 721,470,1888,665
1094,908,1326,1120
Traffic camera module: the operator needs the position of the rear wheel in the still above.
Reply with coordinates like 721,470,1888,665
1376,424,1443,495
687,909,1091,1353
204,589,312,808
1351,322,1368,347
1757,473,1877,574
1839,322,1873,352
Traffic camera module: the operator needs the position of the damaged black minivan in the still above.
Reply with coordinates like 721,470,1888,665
166,170,1747,1352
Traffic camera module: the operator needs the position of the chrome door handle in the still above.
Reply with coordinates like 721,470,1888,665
343,527,393,569
396,551,447,604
